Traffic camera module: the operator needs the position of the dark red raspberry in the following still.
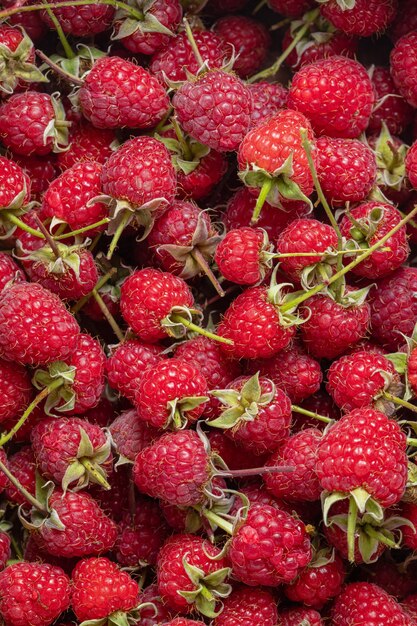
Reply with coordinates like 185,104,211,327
368,66,413,135
320,0,398,37
110,409,160,462
213,15,270,78
173,70,252,153
107,339,163,402
0,156,31,211
208,430,268,472
57,123,116,170
264,428,322,502
5,446,36,506
40,1,114,35
268,0,315,17
278,607,324,626
288,56,375,138
79,56,170,129
248,81,288,128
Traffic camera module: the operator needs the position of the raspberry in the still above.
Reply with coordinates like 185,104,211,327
215,227,272,285
214,586,278,626
0,358,32,423
284,549,345,608
40,1,114,36
57,123,116,170
213,15,270,78
107,339,163,402
320,0,398,37
109,409,160,462
248,81,288,127
391,30,417,108
368,66,413,135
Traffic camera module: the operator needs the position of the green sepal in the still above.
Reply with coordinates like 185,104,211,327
155,209,222,280
267,266,309,328
61,427,112,492
102,194,169,242
16,239,83,278
32,361,76,416
321,488,384,527
166,395,209,429
179,557,232,618
161,305,203,339
18,472,65,532
369,122,408,191
155,133,211,175
0,29,48,95
48,45,106,80
80,602,157,626
239,155,313,209
386,352,408,375
113,11,174,40
45,92,70,153
209,372,275,429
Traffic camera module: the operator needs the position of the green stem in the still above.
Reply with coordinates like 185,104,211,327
0,0,144,21
270,17,292,31
251,178,273,224
407,438,417,447
280,202,417,313
92,289,124,342
36,48,83,85
301,129,344,300
0,459,46,513
219,465,295,478
106,210,131,261
43,5,75,59
274,248,390,259
169,314,233,346
382,392,417,414
183,17,204,67
53,218,110,240
171,117,192,161
79,458,110,490
0,379,63,447
364,525,399,549
248,8,320,83
203,510,233,535
155,106,173,134
291,405,332,424
2,211,45,239
10,535,23,561
34,215,61,259
347,496,358,563
71,268,116,314
191,248,225,297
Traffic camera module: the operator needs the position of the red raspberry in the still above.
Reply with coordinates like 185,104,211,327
213,15,270,78
31,417,111,491
175,336,241,419
173,70,252,153
238,109,315,212
390,0,417,40
133,430,211,507
264,428,322,502
300,292,370,359
391,30,417,108
214,586,278,626
339,201,409,278
228,503,312,586
288,56,375,138
157,534,229,616
5,446,36,506
71,557,139,622
0,25,42,96
284,549,345,608
163,620,205,626
0,533,10,572
79,56,169,129
88,465,130,523
278,607,324,626
248,81,288,127
406,141,417,190
370,267,417,351
400,503,417,550
57,123,116,170
41,160,108,235
326,350,401,413
331,582,414,626
101,136,176,215
359,555,417,599
149,30,231,82
107,339,163,402
139,584,174,626
9,11,47,42
0,562,70,626
147,200,220,278
210,374,292,455
14,154,57,200
368,66,413,135
114,0,182,56
110,409,160,462
296,389,340,429
83,397,115,428
120,268,194,342
135,358,208,429
0,252,26,294
320,0,398,36
0,156,31,210
40,1,114,35
218,285,296,359
408,346,417,395
316,407,408,508
315,136,377,205
268,0,315,17
0,281,80,366
282,20,357,70
277,218,338,282
247,341,322,403
36,490,117,558
0,91,69,156
223,187,309,240
176,148,228,201
116,497,169,567
0,358,32,423
215,227,273,285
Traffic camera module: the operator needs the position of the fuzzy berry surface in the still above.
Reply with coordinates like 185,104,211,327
213,15,270,78
215,227,268,285
40,1,114,36
0,358,32,423
0,562,70,626
316,407,407,507
214,586,278,626
320,0,398,37
284,551,345,608
0,156,31,208
368,66,413,135
287,56,375,138
110,409,160,462
0,281,80,366
107,339,163,402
